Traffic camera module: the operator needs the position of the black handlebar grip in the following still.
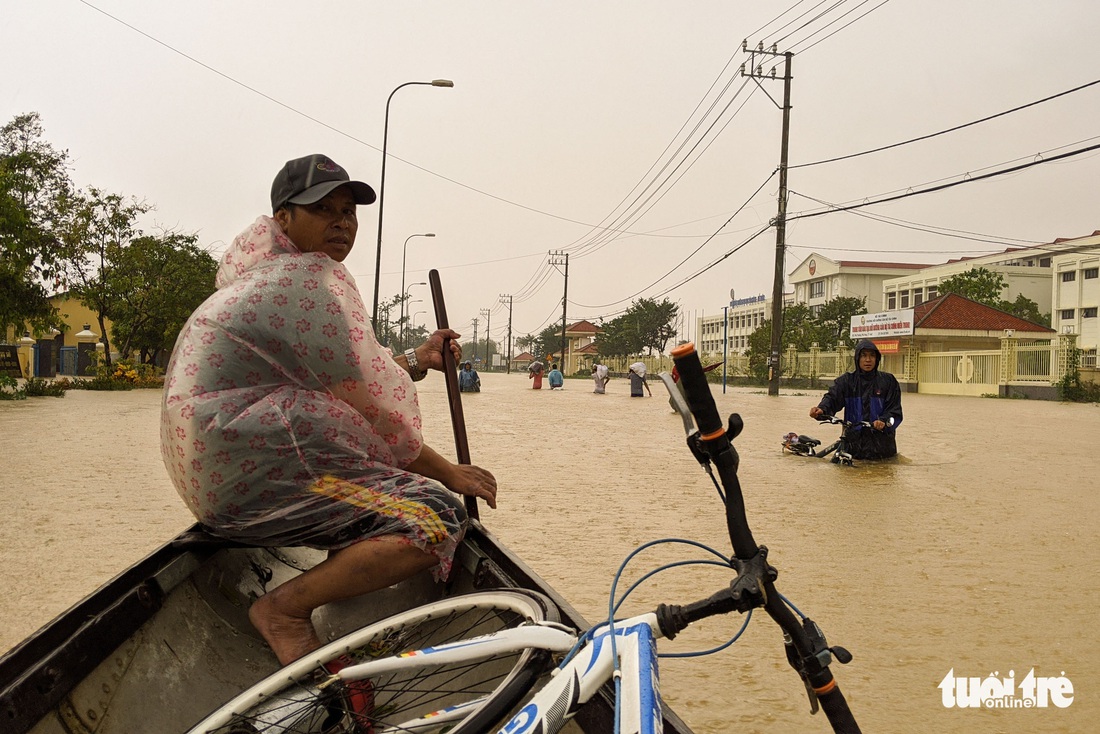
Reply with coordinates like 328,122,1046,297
816,681,861,734
671,343,724,439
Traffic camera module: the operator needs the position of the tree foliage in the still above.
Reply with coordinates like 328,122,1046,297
107,232,217,364
54,187,150,362
937,267,1007,305
745,298,866,379
938,266,1048,325
596,297,679,357
0,112,71,336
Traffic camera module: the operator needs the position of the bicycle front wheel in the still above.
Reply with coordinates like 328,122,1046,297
188,589,560,734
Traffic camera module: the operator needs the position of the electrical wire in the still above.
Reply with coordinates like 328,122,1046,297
790,78,1100,169
789,141,1100,221
789,0,892,55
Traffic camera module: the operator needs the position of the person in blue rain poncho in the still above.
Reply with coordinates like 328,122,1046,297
809,340,903,460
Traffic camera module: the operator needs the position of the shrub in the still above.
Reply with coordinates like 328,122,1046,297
78,358,165,391
22,377,68,397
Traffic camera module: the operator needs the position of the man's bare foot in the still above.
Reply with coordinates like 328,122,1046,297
248,589,323,666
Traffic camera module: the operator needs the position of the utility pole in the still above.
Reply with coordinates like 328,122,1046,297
499,294,513,373
480,308,491,369
742,41,793,397
471,317,478,364
548,251,569,371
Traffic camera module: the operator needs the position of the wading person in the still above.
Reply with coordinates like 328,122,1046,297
591,363,609,394
161,154,497,666
547,363,564,390
458,359,481,392
809,339,903,459
628,362,651,397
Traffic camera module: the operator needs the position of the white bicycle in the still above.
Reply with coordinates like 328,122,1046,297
189,344,861,734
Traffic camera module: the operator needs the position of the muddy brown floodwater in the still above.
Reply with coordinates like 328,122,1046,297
2,372,1098,732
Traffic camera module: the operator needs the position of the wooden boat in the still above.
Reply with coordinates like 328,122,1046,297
0,518,695,733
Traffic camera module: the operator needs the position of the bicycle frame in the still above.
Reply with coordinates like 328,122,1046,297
782,416,871,466
328,614,666,734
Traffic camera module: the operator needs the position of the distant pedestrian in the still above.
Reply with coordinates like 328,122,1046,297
458,360,481,392
528,360,544,390
591,363,610,394
547,363,564,390
628,362,651,398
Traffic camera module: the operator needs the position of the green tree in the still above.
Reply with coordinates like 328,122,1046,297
815,295,867,348
54,187,150,363
533,324,564,363
0,112,72,336
107,232,217,364
937,267,1007,305
1001,293,1049,326
596,298,679,357
745,304,821,379
937,266,1048,325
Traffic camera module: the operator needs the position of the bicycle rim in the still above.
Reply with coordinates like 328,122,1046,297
188,589,559,734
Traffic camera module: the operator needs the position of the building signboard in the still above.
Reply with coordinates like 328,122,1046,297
0,345,22,378
850,309,915,339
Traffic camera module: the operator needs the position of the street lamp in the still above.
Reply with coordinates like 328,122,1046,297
411,310,428,338
400,233,435,345
402,290,425,349
370,79,454,331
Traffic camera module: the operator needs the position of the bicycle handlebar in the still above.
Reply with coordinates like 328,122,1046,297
667,342,861,734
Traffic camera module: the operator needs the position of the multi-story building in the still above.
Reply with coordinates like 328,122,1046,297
1050,231,1100,353
788,254,927,315
695,292,793,355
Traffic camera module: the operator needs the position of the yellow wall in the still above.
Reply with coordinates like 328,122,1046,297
2,294,112,348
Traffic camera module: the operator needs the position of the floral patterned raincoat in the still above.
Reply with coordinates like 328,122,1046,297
160,216,465,578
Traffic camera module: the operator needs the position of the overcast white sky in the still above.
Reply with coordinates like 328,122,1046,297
4,1,1099,346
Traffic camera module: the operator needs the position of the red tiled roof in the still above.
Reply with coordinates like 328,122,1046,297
574,342,600,354
1053,229,1100,243
512,351,535,361
566,319,601,334
914,293,1054,333
837,260,926,270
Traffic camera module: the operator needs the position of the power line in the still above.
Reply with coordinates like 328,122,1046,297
789,141,1100,221
789,0,893,55
790,77,1100,169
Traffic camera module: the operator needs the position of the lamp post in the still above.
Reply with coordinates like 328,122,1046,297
371,79,454,331
411,310,427,340
402,292,425,350
400,233,435,347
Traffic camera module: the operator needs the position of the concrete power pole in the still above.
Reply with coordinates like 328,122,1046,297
548,251,569,370
480,308,491,368
499,294,513,373
471,317,478,364
742,41,793,397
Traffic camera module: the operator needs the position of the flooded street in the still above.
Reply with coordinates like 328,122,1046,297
2,372,1097,732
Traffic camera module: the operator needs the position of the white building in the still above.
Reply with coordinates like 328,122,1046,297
696,292,791,355
1050,231,1100,352
788,254,926,315
880,245,1059,315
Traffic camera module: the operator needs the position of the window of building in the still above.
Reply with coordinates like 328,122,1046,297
809,280,825,299
926,285,937,300
1040,257,1051,267
900,292,910,309
1084,307,1098,318
913,287,924,306
1084,268,1099,280
811,304,822,317
1060,309,1075,320
886,292,896,309
1062,271,1076,282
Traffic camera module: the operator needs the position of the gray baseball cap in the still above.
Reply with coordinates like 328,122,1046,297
270,154,377,212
